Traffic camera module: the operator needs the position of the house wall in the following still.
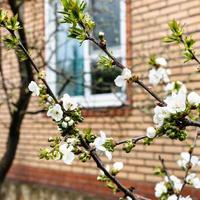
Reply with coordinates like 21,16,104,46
0,0,200,199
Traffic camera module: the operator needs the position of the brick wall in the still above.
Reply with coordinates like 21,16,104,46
0,0,200,199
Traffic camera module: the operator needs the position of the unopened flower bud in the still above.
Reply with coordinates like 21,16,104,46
48,137,54,142
99,31,105,38
65,116,71,122
68,119,74,126
62,121,68,128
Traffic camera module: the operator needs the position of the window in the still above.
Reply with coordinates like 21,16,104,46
45,0,126,108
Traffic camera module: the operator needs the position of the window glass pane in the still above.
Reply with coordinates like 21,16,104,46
89,0,122,95
91,62,121,95
53,0,123,98
56,23,84,97
90,0,120,49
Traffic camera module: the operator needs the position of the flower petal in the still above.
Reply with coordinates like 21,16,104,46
114,75,125,87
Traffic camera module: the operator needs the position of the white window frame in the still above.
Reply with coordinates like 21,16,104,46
45,0,127,108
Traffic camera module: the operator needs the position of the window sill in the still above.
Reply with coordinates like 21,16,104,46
82,104,132,117
73,92,132,117
72,93,126,108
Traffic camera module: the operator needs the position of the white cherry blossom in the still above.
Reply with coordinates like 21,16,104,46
62,94,78,111
168,194,178,200
93,131,112,160
186,173,200,188
153,106,170,127
155,57,167,66
155,181,167,198
192,177,200,188
112,162,124,171
47,104,63,122
149,67,170,85
114,68,132,87
167,194,192,200
148,68,161,85
59,143,75,165
160,68,171,83
146,127,156,138
177,152,200,169
187,91,200,106
169,175,182,192
164,92,186,114
28,81,40,96
180,196,192,200
165,81,187,95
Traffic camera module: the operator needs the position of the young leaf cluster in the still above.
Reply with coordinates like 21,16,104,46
164,20,197,63
0,9,27,61
60,0,95,43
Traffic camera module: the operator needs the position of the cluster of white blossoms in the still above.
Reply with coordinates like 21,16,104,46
91,131,112,160
155,175,183,198
155,181,167,198
186,173,200,188
47,104,63,122
28,81,114,166
177,152,200,169
146,82,187,137
47,94,78,123
114,68,132,87
155,152,200,199
147,80,200,132
28,81,80,164
28,81,78,122
148,57,171,86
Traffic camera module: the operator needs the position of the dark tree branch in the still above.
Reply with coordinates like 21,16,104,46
79,135,138,200
0,0,33,190
0,34,12,116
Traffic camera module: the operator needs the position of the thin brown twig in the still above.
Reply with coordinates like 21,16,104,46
177,130,199,199
115,136,147,146
87,36,166,106
159,155,176,194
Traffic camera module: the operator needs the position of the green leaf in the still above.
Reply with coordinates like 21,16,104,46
163,35,181,44
5,14,20,30
122,140,135,153
148,54,157,66
3,35,19,49
184,36,196,50
97,55,113,69
183,50,194,63
168,19,183,37
0,9,7,24
15,48,28,61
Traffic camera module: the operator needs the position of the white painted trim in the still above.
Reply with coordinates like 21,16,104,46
45,0,57,94
44,0,127,108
